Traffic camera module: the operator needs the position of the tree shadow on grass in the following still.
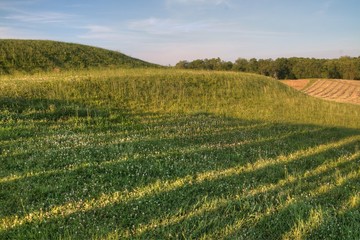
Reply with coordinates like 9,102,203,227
0,97,114,123
0,122,315,216
312,185,359,239
1,107,359,239
0,96,132,177
129,138,360,239
0,95,359,237
1,113,354,218
3,138,358,239
221,153,360,239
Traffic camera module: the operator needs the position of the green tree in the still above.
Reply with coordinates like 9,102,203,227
233,58,249,72
324,60,341,79
221,61,233,71
257,59,274,77
175,60,190,69
338,56,358,80
273,58,294,79
248,58,258,73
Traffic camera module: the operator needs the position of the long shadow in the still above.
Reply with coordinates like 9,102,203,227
235,172,360,240
1,96,360,238
1,107,346,175
312,195,360,239
0,97,108,120
131,140,360,239
0,117,292,178
222,152,360,239
0,119,352,220
299,176,360,239
1,124,359,239
0,97,133,177
0,124,306,206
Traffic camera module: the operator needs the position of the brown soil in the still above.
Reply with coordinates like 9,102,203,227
281,79,360,105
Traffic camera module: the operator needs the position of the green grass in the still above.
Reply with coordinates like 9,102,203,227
1,69,360,239
0,40,159,74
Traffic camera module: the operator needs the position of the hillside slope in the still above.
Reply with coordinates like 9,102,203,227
1,69,360,239
0,39,159,74
1,69,360,128
282,79,360,105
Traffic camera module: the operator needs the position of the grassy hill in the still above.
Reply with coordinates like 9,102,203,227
0,39,159,74
1,69,360,239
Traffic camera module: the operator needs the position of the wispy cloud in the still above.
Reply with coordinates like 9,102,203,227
127,17,210,35
127,17,296,38
315,0,333,16
0,26,44,39
0,26,13,37
0,0,41,13
166,0,230,6
0,0,32,7
84,25,114,34
0,0,75,24
77,25,121,40
4,11,75,23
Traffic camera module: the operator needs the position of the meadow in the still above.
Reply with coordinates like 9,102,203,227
1,68,360,239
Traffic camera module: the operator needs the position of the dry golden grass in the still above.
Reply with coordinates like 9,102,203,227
281,79,310,91
282,79,360,105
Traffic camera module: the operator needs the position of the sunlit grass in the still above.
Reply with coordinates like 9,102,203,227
1,68,360,239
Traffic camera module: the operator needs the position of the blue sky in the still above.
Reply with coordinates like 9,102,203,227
1,0,359,65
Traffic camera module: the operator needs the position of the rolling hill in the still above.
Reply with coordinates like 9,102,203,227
0,39,159,74
1,67,360,238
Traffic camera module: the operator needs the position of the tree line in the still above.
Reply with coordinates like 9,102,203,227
175,56,360,80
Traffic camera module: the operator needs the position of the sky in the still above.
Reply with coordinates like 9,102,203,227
0,0,359,65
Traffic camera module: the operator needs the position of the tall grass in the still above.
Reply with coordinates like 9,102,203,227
1,68,359,239
1,68,359,128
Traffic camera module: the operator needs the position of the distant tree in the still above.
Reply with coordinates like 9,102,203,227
189,59,205,69
248,58,258,73
204,58,222,70
338,56,358,80
257,59,274,77
222,61,233,71
273,58,294,79
175,60,189,69
324,60,341,79
356,57,360,80
233,58,249,72
173,56,360,81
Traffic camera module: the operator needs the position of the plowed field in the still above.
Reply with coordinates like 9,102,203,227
282,79,360,105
